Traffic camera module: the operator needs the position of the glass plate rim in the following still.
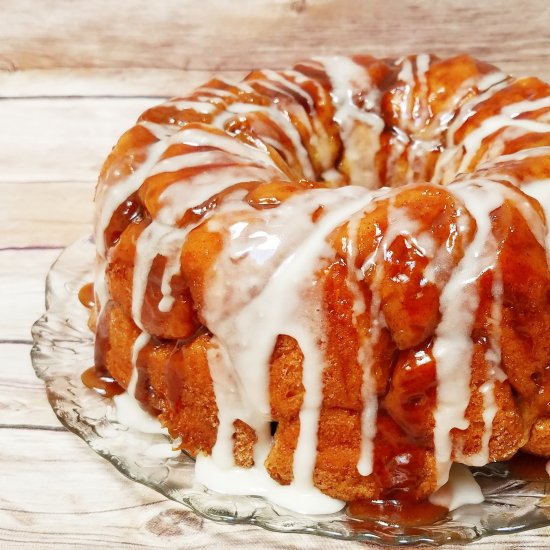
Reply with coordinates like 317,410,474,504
30,235,550,546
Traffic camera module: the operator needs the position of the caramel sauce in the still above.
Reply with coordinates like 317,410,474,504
347,499,448,527
135,358,162,416
81,365,124,398
178,180,318,227
78,282,95,309
178,181,258,226
104,191,144,249
508,452,550,481
311,205,325,222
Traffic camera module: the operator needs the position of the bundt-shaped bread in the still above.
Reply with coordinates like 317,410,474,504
90,54,550,511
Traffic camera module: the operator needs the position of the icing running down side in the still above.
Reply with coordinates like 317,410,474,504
92,54,550,514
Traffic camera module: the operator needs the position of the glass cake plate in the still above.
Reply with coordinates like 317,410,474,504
31,236,550,546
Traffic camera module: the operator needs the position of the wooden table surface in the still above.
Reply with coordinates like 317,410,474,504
2,1,550,547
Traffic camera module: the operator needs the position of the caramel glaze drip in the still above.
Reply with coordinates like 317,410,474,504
82,302,124,397
347,499,448,527
135,342,163,417
91,55,550,513
353,451,548,526
78,282,95,309
104,191,145,249
81,366,124,398
78,282,122,397
507,452,550,481
177,179,323,227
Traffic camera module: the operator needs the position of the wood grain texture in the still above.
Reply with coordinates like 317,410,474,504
3,0,550,547
1,183,94,248
0,249,61,340
1,0,550,79
0,344,60,428
0,68,244,97
3,426,549,549
0,97,154,183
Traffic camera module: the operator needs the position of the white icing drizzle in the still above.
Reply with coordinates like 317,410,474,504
343,213,378,477
158,229,193,313
93,257,109,318
260,70,316,110
195,452,345,514
138,120,177,140
445,79,512,146
466,265,505,467
355,197,437,475
485,176,547,249
266,68,336,170
159,163,284,225
522,179,550,262
396,57,414,88
436,71,508,139
469,380,497,465
131,222,172,329
457,116,550,173
433,78,512,184
202,186,384,501
397,54,431,132
169,127,281,170
416,54,431,85
112,331,169,434
250,71,316,138
207,340,244,468
435,92,550,184
163,99,220,113
195,82,237,98
128,332,150,392
94,55,550,514
486,269,505,378
429,463,484,511
95,138,166,258
501,95,550,117
432,179,504,487
112,391,168,434
488,144,550,164
214,101,315,179
475,71,509,93
149,149,261,176
318,56,384,188
385,126,409,186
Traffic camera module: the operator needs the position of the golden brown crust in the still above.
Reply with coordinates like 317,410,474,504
92,54,550,503
95,301,138,389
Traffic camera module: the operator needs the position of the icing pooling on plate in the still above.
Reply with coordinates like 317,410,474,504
195,450,345,515
429,463,484,511
93,54,550,514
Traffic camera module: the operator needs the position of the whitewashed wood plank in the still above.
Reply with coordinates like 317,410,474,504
0,97,154,183
0,343,62,428
0,68,244,98
0,249,62,340
4,429,545,549
0,430,364,549
1,182,93,248
1,0,550,80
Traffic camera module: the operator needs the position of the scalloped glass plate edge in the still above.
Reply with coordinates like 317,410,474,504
30,236,550,546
